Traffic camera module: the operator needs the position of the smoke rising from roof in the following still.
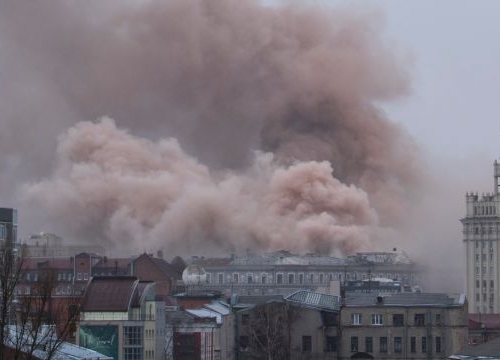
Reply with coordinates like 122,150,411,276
1,1,421,255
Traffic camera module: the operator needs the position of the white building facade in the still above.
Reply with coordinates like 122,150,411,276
462,160,500,314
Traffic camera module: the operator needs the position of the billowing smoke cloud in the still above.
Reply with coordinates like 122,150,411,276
1,0,421,255
22,118,380,255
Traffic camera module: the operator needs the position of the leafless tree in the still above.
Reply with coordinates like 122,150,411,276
241,301,300,360
0,241,24,360
0,245,80,359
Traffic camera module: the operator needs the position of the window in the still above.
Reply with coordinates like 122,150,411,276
218,273,223,284
379,337,387,353
476,280,480,288
421,336,427,353
476,254,480,262
435,336,441,352
241,314,249,325
206,273,210,283
309,274,314,283
240,336,249,350
351,313,362,325
410,336,416,353
414,313,425,326
393,314,404,326
288,273,294,284
261,275,266,284
371,314,383,325
277,274,283,284
435,313,441,325
365,337,373,352
351,337,358,352
123,326,142,346
83,273,88,280
247,275,253,283
77,272,82,281
176,334,195,360
124,348,141,360
320,274,324,283
233,273,238,283
476,293,480,301
394,337,402,353
299,273,304,284
302,336,312,352
325,336,336,352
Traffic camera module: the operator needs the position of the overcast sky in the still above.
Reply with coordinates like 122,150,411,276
377,0,500,171
2,0,498,291
339,0,500,290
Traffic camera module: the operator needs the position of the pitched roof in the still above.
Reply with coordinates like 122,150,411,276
82,276,138,312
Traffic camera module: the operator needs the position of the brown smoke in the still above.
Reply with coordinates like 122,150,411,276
0,1,421,255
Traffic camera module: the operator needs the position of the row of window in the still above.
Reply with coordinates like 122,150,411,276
475,266,495,275
144,329,155,339
474,240,496,249
24,272,90,282
350,313,441,326
213,271,401,285
351,336,441,353
476,253,495,263
473,205,496,216
476,279,495,289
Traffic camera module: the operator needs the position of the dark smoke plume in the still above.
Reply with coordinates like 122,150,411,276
0,0,421,255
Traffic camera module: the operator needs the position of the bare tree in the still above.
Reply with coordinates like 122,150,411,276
0,241,24,360
0,246,81,359
13,268,81,359
241,301,300,360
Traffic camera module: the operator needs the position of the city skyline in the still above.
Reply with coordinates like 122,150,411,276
2,1,500,294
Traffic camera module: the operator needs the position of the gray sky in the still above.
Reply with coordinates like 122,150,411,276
374,0,500,290
2,0,498,291
378,0,500,167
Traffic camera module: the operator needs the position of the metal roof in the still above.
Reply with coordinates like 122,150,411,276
285,290,340,311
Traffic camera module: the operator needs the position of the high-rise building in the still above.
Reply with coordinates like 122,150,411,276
0,207,17,246
462,160,500,314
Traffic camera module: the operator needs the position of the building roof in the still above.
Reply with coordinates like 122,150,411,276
185,309,222,324
82,276,138,312
93,257,132,270
450,335,500,358
135,253,182,279
345,292,466,307
285,290,340,311
5,325,113,360
22,258,73,270
191,250,413,268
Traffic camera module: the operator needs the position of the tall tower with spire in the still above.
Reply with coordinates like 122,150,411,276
461,160,500,313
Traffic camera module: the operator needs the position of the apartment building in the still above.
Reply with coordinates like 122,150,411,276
340,292,468,359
